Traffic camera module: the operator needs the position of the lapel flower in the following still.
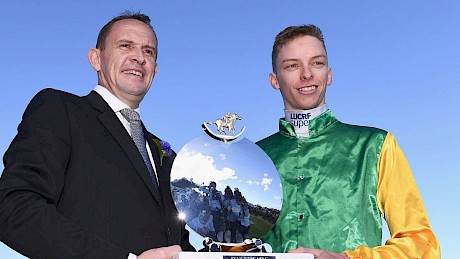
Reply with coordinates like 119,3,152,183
153,139,172,166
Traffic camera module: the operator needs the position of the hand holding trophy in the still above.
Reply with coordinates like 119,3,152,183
171,113,313,259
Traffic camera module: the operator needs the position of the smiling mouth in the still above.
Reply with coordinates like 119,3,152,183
124,70,143,77
299,86,316,92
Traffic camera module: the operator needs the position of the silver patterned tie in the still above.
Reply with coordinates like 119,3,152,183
120,108,160,193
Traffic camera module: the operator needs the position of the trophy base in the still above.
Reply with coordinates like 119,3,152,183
174,252,314,259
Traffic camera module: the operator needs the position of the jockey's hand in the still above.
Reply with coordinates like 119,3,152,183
289,247,348,258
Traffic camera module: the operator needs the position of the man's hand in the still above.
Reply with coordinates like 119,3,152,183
137,245,182,259
289,247,348,258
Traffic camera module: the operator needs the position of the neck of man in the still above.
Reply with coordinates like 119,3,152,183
284,104,328,137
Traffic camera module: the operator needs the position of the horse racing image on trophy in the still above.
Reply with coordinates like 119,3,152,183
171,113,313,259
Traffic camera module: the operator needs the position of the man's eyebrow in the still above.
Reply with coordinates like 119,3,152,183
311,54,327,59
115,39,156,50
143,44,156,50
281,58,300,63
116,39,134,45
281,54,327,63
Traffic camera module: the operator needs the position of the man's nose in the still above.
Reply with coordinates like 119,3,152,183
130,48,146,65
300,66,313,80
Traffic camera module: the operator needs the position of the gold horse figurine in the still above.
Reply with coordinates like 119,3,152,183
207,112,241,135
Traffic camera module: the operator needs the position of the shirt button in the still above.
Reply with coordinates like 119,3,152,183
298,213,304,220
299,174,304,180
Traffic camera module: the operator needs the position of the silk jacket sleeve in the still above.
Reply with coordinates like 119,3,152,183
344,133,440,258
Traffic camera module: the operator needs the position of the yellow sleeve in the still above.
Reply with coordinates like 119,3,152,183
344,133,440,258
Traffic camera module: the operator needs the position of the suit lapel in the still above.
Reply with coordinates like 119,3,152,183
84,91,163,205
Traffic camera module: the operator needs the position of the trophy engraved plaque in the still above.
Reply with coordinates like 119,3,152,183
172,113,313,259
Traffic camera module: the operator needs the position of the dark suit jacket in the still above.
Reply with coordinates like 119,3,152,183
0,89,194,258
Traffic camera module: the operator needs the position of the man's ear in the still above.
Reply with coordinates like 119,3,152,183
88,48,101,71
153,63,158,77
269,72,280,90
327,67,332,86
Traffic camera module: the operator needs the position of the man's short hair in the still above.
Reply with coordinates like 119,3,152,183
96,10,158,60
272,24,326,72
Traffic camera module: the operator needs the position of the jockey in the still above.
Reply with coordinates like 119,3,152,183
223,112,232,125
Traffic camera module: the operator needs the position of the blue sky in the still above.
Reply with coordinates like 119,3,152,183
1,1,459,257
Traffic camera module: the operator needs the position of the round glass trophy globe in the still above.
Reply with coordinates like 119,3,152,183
171,134,282,243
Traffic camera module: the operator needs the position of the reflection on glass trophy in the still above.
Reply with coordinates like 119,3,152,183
171,113,313,259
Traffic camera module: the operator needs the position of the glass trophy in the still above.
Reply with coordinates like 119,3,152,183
171,113,313,259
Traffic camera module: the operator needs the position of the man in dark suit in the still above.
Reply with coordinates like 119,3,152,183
0,11,194,259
